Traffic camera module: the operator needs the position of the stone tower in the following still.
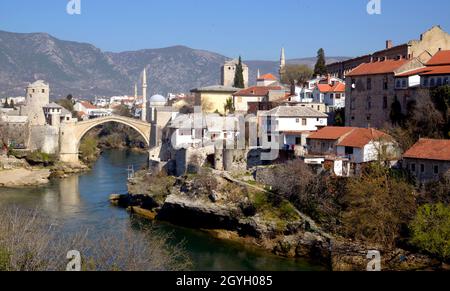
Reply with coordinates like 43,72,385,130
25,80,50,126
279,48,286,81
142,68,147,122
221,59,249,88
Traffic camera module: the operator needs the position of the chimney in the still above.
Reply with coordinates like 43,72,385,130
386,40,393,49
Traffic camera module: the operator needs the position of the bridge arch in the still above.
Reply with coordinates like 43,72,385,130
59,115,152,164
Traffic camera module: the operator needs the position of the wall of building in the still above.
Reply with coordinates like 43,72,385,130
28,125,60,154
404,158,450,182
221,63,249,88
195,92,234,114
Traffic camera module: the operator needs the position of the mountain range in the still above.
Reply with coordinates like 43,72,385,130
0,30,349,99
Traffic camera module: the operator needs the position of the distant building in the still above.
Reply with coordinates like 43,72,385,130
307,126,397,164
74,101,112,119
22,80,50,126
191,85,240,114
256,74,279,87
327,26,450,79
221,59,249,88
312,79,346,111
403,139,450,183
233,86,288,113
259,106,328,155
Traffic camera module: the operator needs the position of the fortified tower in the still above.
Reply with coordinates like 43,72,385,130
25,80,49,126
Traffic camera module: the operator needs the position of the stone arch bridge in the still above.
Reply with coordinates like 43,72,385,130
59,115,151,163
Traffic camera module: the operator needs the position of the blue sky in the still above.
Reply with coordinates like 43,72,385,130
0,0,449,60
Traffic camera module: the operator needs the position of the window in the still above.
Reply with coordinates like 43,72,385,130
42,89,45,93
367,96,372,110
383,76,389,90
434,165,439,175
345,147,354,155
420,164,425,173
402,79,407,88
430,78,436,87
437,78,443,86
302,119,307,126
367,78,372,90
411,163,416,172
267,135,272,142
295,118,300,123
32,89,35,93
396,80,401,88
444,77,449,85
336,93,341,99
295,137,302,145
423,77,429,87
383,96,388,109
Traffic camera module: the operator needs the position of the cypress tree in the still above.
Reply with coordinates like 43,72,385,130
314,48,328,76
233,56,245,88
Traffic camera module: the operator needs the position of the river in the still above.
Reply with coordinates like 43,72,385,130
0,149,324,271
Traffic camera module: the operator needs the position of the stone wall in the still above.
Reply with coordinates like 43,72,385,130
28,125,60,154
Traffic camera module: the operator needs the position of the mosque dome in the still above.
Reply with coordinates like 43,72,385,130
149,94,166,105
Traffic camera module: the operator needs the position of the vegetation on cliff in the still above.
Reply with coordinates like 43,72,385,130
0,206,191,271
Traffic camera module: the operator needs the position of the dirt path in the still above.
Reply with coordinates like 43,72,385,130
0,168,50,187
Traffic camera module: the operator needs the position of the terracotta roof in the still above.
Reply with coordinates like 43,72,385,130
396,65,450,77
80,101,97,109
347,59,408,76
77,111,87,118
307,127,389,148
337,128,388,148
316,82,345,93
403,139,450,162
426,50,450,66
307,126,355,140
257,73,277,80
234,86,283,97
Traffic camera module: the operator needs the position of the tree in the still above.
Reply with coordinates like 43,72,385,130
281,64,313,85
390,97,404,126
224,97,235,115
113,104,132,118
410,203,450,260
430,85,450,138
233,56,245,89
8,99,14,109
57,99,74,113
314,48,327,76
334,108,346,126
66,94,73,101
342,164,416,248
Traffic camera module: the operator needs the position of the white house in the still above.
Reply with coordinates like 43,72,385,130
74,101,113,119
307,126,398,170
312,81,346,110
169,113,241,150
259,106,328,154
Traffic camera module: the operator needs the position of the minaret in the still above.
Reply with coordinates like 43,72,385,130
279,48,286,81
141,68,147,122
257,69,261,79
134,83,138,99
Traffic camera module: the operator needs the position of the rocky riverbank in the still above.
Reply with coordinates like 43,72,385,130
118,168,445,271
0,154,89,187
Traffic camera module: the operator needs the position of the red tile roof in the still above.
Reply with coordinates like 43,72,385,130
347,59,408,76
258,73,277,80
396,65,450,77
307,127,389,148
234,86,283,97
338,128,388,148
307,126,354,140
426,50,450,66
80,101,97,109
316,82,345,93
403,139,450,162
